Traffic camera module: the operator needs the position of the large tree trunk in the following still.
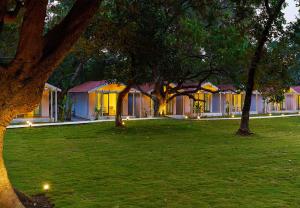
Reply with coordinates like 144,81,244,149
153,96,167,117
0,123,24,208
115,84,132,127
237,0,285,135
0,0,101,206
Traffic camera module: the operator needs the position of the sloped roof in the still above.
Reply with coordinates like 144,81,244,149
45,83,61,92
290,86,300,94
68,81,108,93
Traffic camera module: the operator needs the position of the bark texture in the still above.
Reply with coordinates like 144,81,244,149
0,0,101,207
0,126,25,208
237,0,285,135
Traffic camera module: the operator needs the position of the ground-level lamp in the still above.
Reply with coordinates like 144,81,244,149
26,121,33,127
184,115,188,119
197,115,201,120
268,113,272,116
126,116,130,120
122,121,126,126
231,114,235,118
43,183,50,192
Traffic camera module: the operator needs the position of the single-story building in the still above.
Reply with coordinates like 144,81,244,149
12,83,61,123
68,81,147,120
69,80,300,120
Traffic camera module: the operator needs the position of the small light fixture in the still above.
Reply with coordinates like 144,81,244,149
269,113,272,116
231,115,235,118
122,121,125,125
197,116,201,120
126,116,129,120
184,115,188,119
26,121,33,127
281,113,284,116
43,183,50,191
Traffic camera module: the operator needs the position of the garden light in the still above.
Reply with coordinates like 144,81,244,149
269,113,272,116
26,121,33,127
43,183,50,191
197,116,201,120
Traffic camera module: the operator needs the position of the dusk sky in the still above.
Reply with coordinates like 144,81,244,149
284,0,299,23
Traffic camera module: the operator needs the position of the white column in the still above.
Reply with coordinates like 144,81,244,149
50,90,53,121
219,93,222,114
210,94,213,113
55,90,58,122
256,93,258,113
132,93,135,116
139,93,142,118
182,96,185,115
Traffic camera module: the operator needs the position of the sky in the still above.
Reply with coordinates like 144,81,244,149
284,0,299,23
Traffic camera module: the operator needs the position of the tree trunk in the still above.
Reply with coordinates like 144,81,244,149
237,0,285,136
115,84,132,127
153,96,160,117
0,126,25,208
153,95,167,117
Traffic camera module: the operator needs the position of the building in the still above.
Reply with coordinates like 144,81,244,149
12,83,61,123
68,81,146,120
69,80,300,120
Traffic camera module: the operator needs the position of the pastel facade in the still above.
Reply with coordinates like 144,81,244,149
68,81,149,120
12,83,61,123
69,81,300,120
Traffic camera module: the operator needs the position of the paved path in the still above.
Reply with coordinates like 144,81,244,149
188,113,300,121
7,114,300,129
7,117,162,129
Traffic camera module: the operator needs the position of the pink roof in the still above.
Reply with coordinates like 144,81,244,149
290,86,300,93
68,81,108,93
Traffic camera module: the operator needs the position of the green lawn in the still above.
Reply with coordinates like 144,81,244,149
4,118,300,208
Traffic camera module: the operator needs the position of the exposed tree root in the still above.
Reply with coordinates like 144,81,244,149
15,189,54,208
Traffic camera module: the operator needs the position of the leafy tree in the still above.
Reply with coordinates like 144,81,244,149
236,0,288,135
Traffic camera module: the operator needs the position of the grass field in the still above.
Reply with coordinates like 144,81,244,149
4,117,300,207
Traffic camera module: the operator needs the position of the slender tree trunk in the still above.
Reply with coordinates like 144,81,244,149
0,126,25,208
237,0,285,135
115,84,132,127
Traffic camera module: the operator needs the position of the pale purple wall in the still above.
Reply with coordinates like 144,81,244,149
71,93,89,119
285,94,296,111
212,94,221,113
41,90,50,117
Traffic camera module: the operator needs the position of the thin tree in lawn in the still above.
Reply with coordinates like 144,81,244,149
237,0,286,135
0,1,100,207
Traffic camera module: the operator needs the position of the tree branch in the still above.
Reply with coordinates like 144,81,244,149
10,0,48,71
41,0,101,73
264,0,272,16
3,0,24,24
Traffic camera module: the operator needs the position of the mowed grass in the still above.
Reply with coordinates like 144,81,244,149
4,118,300,208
